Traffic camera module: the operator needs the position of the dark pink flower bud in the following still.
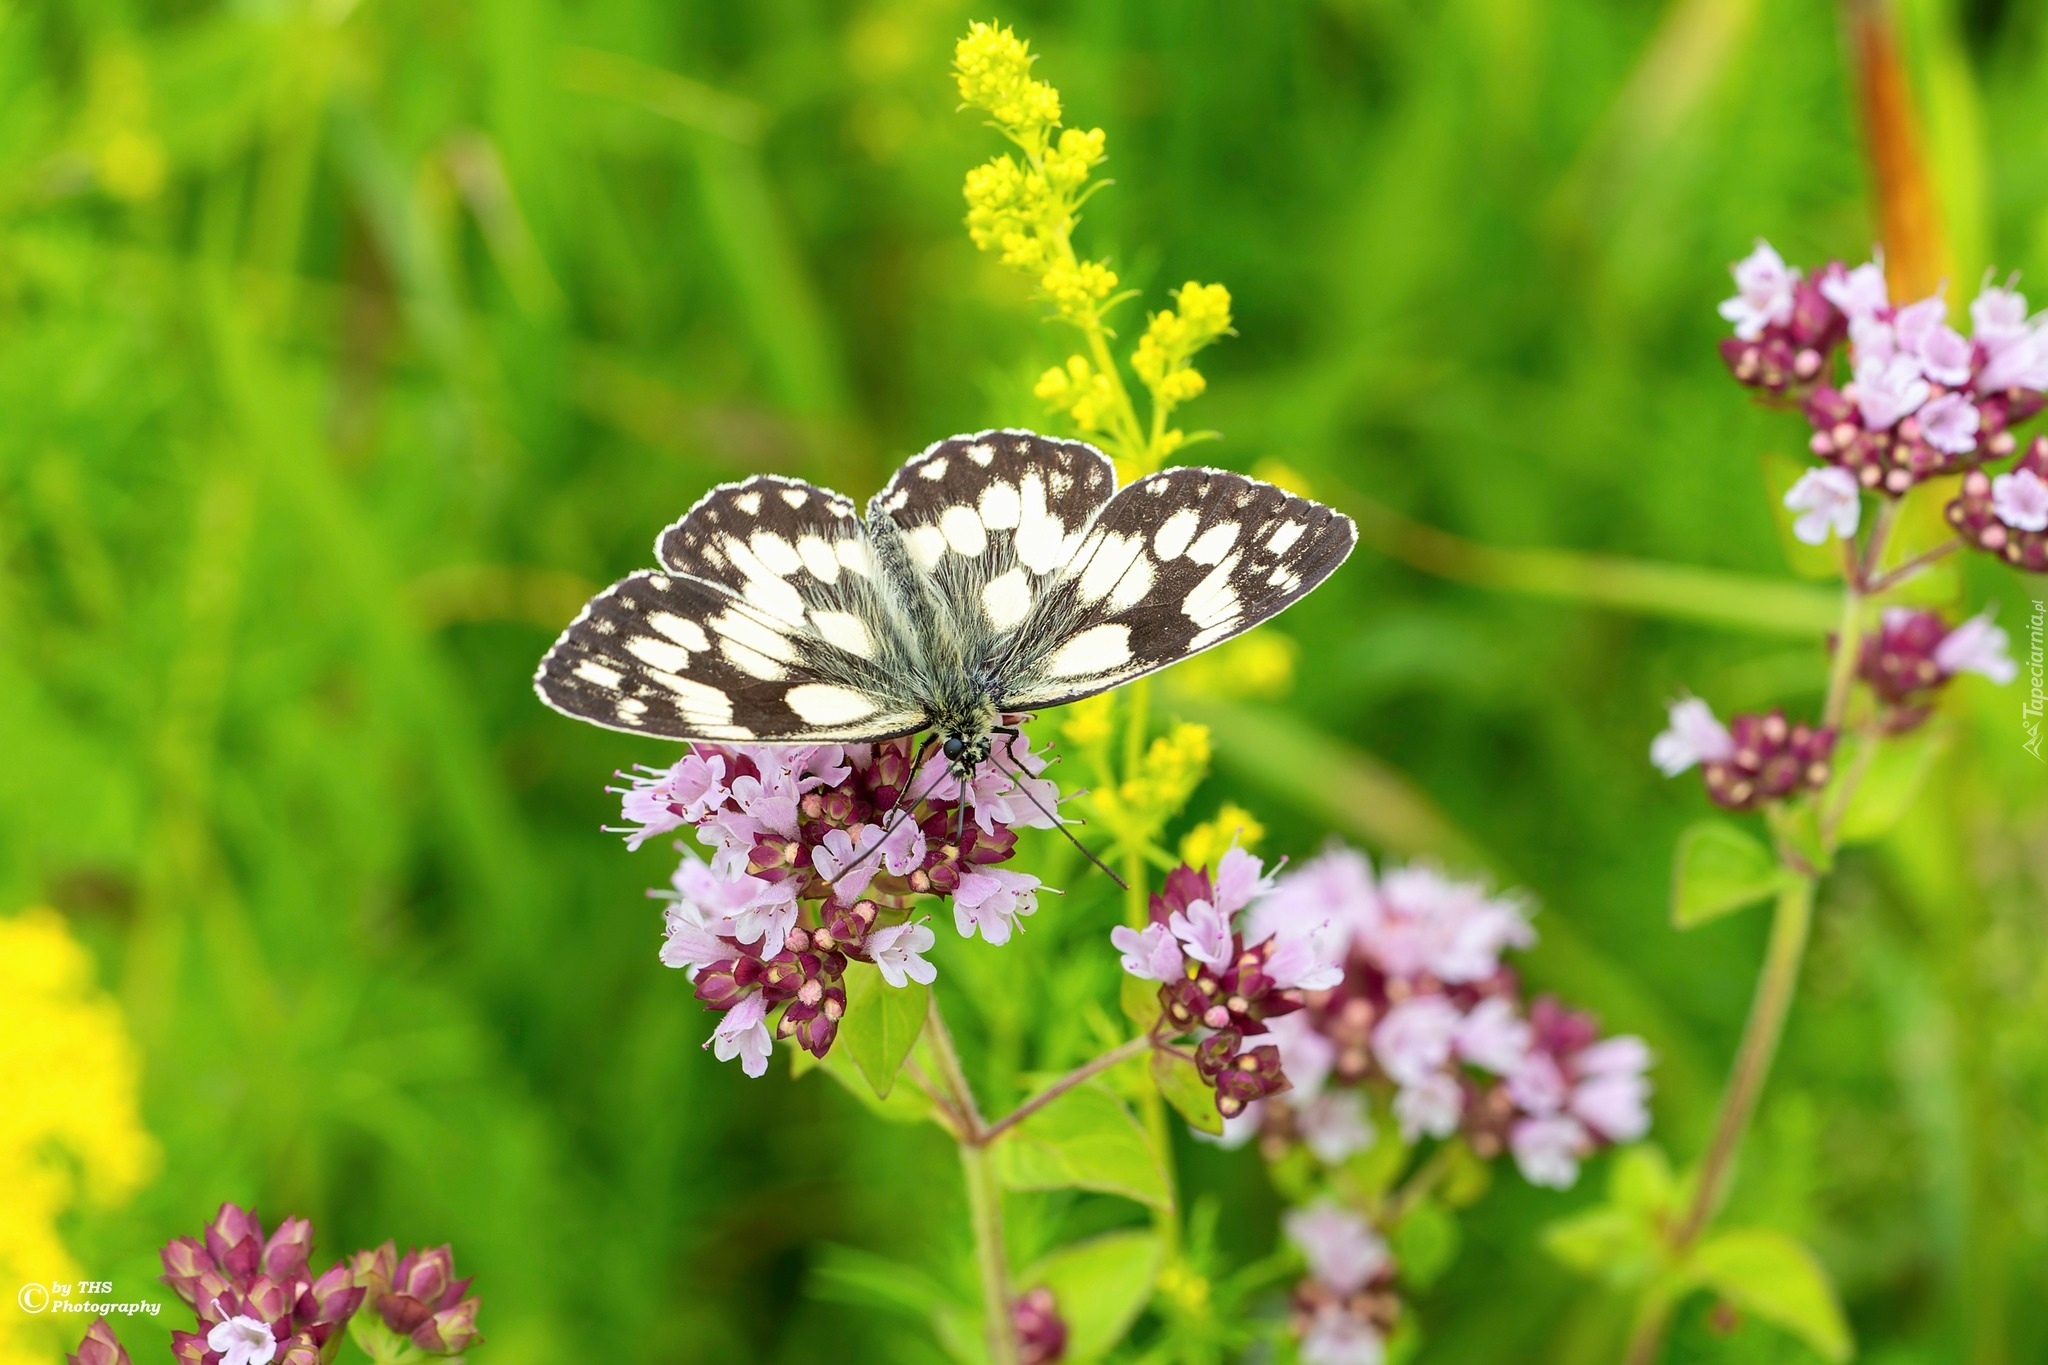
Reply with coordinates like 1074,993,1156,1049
301,1262,365,1327
1701,709,1835,810
1148,865,1212,924
241,1273,295,1325
349,1242,398,1299
276,1335,325,1365
1213,1043,1289,1116
414,1297,483,1354
170,1331,208,1365
1193,1029,1242,1082
393,1246,455,1308
159,1236,218,1309
692,962,748,1008
262,1217,313,1284
1013,1287,1068,1365
206,1204,265,1280
1948,438,2048,573
65,1320,131,1365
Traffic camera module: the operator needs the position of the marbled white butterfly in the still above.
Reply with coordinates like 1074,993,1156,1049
534,429,1355,786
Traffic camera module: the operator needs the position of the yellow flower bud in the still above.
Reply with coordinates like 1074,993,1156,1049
1173,281,1233,340
953,22,1062,132
1180,803,1267,870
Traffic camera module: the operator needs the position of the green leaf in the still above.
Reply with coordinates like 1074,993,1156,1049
1344,1109,1410,1199
1691,1227,1852,1362
994,1081,1173,1211
1149,1047,1223,1136
799,1038,935,1126
1760,451,1847,581
1834,726,1946,844
1019,1231,1163,1361
1120,972,1164,1032
1390,1198,1461,1289
1542,1206,1658,1287
1435,1138,1493,1210
931,1304,987,1365
838,959,929,1099
809,1244,955,1323
1610,1144,1678,1216
1671,820,1792,929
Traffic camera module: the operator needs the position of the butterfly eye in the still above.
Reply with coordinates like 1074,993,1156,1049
942,736,966,761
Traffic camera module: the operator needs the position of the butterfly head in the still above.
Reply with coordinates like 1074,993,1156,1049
940,731,993,783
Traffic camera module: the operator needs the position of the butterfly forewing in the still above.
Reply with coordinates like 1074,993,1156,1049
534,476,929,742
995,467,1356,708
865,430,1117,666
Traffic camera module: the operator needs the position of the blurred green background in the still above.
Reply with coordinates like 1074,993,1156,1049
3,0,2046,1362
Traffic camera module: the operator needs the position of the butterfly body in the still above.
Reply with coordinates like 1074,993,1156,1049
536,430,1356,778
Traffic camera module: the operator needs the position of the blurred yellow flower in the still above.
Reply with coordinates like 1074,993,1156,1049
0,909,156,1365
1117,722,1211,823
1169,629,1299,701
84,50,166,203
1250,458,1317,499
1059,693,1116,749
1179,803,1266,871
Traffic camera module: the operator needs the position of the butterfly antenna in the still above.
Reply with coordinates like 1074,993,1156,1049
990,732,1128,891
820,749,947,896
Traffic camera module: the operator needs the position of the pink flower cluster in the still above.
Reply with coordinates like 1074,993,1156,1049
1718,240,2048,575
1949,440,2048,573
1859,607,2016,727
1178,847,1652,1190
69,1204,483,1365
1720,242,2047,496
1651,700,1838,812
1283,1202,1400,1365
621,732,1065,1076
159,1205,363,1365
1112,847,1345,1117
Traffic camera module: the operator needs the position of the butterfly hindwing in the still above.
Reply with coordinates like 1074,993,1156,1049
535,570,928,742
865,430,1117,660
995,467,1356,708
536,475,933,741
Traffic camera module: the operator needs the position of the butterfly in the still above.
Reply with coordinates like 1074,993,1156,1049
534,429,1356,783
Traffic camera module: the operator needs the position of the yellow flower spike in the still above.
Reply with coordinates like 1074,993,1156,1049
1118,722,1211,823
0,909,156,1365
953,22,1061,135
1173,280,1233,339
1044,127,1106,191
1034,364,1075,405
1040,260,1119,323
1179,803,1267,871
957,19,1227,473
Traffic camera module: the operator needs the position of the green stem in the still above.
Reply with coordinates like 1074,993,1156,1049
961,1142,1022,1365
1621,1283,1678,1365
1120,678,1152,928
1821,544,1870,734
980,1035,1153,1143
925,1000,1019,1365
1672,875,1816,1249
1626,514,1877,1362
